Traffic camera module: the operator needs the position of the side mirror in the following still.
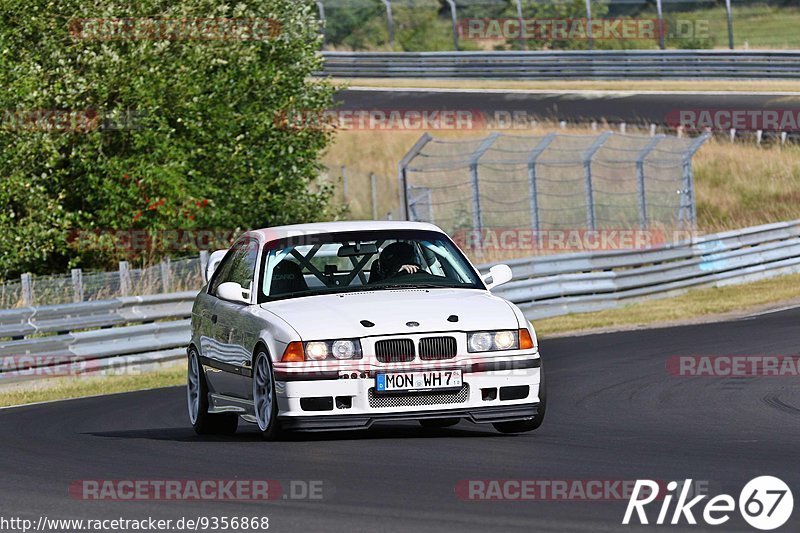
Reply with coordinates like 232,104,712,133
206,249,228,282
217,282,251,304
482,264,513,290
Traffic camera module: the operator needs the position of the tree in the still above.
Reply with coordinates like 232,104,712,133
0,0,336,278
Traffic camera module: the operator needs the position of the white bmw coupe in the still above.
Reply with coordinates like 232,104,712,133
187,221,545,439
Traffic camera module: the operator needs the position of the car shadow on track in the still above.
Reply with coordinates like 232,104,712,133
86,422,512,443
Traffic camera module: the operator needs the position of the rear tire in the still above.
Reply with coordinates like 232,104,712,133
493,363,546,434
253,350,282,441
187,348,239,436
419,418,460,429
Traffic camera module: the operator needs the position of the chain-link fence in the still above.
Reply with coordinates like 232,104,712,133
400,131,708,253
0,256,205,309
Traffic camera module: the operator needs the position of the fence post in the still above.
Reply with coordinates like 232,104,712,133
514,0,526,50
581,132,612,231
527,133,557,241
681,133,711,229
119,261,131,296
585,0,593,51
656,0,665,50
370,172,378,220
398,133,433,220
341,165,349,206
725,0,734,50
71,268,84,303
468,133,501,235
444,0,459,51
635,136,664,229
21,273,32,306
199,250,209,284
161,257,171,293
381,0,394,47
316,0,326,49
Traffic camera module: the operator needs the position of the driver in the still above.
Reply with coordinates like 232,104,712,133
373,241,421,281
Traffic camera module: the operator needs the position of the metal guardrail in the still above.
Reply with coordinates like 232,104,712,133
321,51,800,79
1,220,799,382
479,220,800,319
0,292,196,383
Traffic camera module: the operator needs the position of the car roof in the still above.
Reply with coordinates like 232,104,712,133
247,220,446,242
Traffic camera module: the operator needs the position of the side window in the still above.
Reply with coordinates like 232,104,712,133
209,239,259,295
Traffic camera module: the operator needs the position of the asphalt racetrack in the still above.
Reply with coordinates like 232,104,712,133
336,88,800,127
1,307,798,532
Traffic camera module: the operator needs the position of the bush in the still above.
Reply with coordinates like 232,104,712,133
0,0,336,278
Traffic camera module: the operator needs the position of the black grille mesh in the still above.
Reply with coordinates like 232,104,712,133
368,385,470,408
375,338,415,363
418,336,457,360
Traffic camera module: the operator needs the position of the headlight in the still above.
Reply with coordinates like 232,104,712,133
282,339,363,362
467,330,520,352
305,341,329,361
331,340,357,360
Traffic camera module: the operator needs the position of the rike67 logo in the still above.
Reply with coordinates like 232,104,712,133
623,477,793,530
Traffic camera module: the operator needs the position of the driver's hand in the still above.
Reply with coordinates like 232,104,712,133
398,264,420,274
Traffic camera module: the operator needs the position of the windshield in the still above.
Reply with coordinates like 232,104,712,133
259,230,482,302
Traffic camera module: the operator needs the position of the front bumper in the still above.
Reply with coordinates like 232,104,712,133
274,355,541,432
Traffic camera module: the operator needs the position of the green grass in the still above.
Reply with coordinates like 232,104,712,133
693,5,800,49
0,363,184,408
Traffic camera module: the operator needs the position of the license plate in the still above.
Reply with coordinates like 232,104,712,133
376,369,462,392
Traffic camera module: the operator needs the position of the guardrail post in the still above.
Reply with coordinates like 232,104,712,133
656,0,665,50
119,261,131,296
725,0,734,50
444,0,459,51
21,273,32,306
582,132,612,230
199,250,209,284
161,257,171,293
381,0,394,47
370,172,379,220
636,135,664,229
398,133,433,220
527,133,557,241
71,268,84,303
468,133,501,236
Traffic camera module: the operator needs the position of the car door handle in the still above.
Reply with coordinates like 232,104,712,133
211,314,218,323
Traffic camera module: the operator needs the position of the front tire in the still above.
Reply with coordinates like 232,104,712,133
253,351,281,441
493,364,547,434
187,348,238,435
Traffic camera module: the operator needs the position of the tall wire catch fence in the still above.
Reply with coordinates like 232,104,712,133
399,131,709,253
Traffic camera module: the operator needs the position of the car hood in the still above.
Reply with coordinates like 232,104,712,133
258,288,519,340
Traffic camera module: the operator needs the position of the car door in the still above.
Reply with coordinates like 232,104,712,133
204,237,260,399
